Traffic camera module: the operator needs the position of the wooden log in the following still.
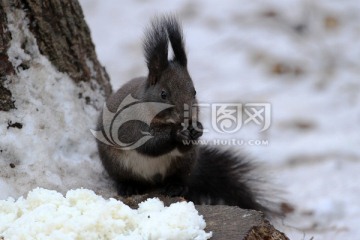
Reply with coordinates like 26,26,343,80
119,194,289,240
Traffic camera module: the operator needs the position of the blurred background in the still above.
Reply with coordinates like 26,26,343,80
79,0,360,239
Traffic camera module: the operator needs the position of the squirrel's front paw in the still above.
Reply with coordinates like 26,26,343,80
176,129,191,142
188,121,203,140
176,121,203,142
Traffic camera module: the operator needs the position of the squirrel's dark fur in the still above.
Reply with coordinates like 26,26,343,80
97,15,272,215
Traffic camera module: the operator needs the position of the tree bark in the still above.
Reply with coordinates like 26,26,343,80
0,1,15,111
0,0,112,111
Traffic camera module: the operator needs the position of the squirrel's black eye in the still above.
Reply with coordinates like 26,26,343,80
161,90,167,100
194,90,197,96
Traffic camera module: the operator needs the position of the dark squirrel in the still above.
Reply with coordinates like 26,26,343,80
97,15,272,215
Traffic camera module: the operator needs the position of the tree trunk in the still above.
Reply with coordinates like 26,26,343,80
0,0,113,199
0,1,16,111
0,0,111,111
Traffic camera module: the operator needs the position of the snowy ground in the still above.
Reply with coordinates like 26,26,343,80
78,0,360,239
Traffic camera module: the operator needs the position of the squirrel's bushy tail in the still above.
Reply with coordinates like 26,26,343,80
186,146,274,215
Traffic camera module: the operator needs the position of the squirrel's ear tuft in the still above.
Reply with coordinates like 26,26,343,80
143,18,169,85
165,15,187,67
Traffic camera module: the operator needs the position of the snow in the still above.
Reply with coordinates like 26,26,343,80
0,188,211,240
78,0,360,239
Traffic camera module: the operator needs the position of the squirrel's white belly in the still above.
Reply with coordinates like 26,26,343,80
121,149,183,181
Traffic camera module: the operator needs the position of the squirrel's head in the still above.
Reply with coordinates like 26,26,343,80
142,15,197,124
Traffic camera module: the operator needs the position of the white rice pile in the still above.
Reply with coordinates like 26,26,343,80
0,188,212,240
